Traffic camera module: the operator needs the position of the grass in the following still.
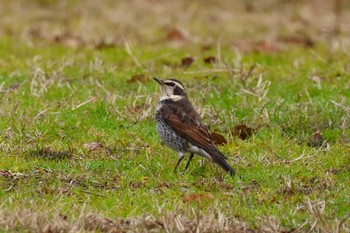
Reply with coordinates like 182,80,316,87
1,0,350,232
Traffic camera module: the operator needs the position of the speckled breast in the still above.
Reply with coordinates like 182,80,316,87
155,111,188,153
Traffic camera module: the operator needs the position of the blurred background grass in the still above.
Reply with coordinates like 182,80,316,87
1,0,350,48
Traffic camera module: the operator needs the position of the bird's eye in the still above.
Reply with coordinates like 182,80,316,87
167,83,176,87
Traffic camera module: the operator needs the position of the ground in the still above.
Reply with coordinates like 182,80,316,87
0,0,349,232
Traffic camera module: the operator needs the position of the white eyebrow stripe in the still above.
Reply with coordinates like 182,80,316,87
163,81,184,89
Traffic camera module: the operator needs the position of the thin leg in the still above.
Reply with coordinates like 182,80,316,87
174,153,185,173
185,153,195,171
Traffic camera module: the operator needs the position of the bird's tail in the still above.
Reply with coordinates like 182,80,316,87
209,150,235,176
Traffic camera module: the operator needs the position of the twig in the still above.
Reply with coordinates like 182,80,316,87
72,97,96,110
33,109,47,120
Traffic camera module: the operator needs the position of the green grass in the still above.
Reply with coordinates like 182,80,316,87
1,0,350,232
1,36,349,232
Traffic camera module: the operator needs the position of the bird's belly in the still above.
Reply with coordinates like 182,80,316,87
156,118,188,153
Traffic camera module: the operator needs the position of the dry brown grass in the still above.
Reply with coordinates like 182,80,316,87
0,207,349,233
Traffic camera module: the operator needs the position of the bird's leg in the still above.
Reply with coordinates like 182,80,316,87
174,153,185,173
185,153,194,171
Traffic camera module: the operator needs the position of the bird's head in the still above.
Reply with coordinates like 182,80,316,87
154,78,186,100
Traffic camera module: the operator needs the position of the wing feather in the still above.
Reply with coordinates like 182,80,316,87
159,99,234,175
160,100,216,152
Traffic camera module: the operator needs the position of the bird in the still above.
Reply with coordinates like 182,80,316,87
154,77,235,176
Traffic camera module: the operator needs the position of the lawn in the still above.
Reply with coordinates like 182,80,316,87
0,0,349,232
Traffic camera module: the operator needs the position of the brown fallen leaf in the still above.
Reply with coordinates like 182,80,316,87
308,130,326,147
183,193,214,202
83,142,103,151
233,39,280,53
127,74,149,84
278,35,314,48
52,33,84,48
181,56,195,68
203,56,218,64
210,132,227,145
166,27,186,41
232,124,253,140
253,41,279,53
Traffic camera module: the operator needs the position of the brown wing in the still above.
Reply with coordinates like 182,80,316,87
160,100,216,152
160,99,235,175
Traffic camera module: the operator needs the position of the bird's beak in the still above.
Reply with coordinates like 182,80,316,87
153,77,164,85
154,77,167,94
